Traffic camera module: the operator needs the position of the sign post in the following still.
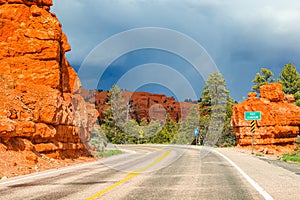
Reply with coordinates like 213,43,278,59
250,120,255,154
244,111,261,154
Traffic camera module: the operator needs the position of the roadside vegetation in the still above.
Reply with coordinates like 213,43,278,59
279,137,300,164
96,150,123,158
91,71,235,147
252,63,300,106
255,153,265,157
89,63,300,151
281,153,300,163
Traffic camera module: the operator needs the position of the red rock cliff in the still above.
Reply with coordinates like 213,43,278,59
232,83,300,147
92,90,196,123
0,1,97,159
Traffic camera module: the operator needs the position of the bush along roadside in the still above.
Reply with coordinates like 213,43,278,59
280,139,300,164
96,150,123,158
281,153,300,164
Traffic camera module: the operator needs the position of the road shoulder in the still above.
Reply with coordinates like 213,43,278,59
215,147,300,200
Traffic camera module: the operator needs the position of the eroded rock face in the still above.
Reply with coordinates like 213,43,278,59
0,1,97,159
232,83,300,147
0,0,53,10
93,91,196,123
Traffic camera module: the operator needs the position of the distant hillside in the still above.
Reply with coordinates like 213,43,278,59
80,89,198,123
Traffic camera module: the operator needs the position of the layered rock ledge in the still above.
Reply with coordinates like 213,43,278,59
0,0,97,163
89,90,196,123
232,83,300,150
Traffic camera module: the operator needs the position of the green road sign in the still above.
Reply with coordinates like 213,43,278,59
244,111,261,120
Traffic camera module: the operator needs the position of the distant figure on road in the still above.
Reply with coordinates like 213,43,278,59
192,128,199,145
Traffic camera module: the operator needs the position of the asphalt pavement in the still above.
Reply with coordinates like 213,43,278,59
1,145,297,200
216,148,300,200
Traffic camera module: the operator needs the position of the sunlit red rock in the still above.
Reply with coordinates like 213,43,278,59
0,1,98,161
0,0,53,11
232,83,300,149
92,91,196,123
260,83,285,102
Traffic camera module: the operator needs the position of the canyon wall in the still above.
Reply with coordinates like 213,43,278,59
232,83,300,147
0,0,97,159
91,90,196,123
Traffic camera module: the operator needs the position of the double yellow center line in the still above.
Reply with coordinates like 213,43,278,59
87,147,171,200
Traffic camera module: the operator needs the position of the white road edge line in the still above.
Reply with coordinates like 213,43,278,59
212,149,274,200
0,147,139,186
117,148,137,154
0,161,100,185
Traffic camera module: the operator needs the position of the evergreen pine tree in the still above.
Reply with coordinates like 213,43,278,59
172,106,199,144
278,63,300,94
278,63,300,106
101,84,128,144
199,71,233,146
154,113,178,144
252,68,275,93
217,97,236,146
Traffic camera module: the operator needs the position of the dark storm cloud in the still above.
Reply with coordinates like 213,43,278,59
52,0,300,101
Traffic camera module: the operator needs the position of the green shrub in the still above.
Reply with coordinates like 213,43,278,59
282,153,300,163
97,150,123,158
255,153,264,157
89,128,107,152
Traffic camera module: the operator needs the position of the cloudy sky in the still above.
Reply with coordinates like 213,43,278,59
52,0,300,101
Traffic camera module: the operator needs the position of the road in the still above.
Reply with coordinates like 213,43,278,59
0,145,265,200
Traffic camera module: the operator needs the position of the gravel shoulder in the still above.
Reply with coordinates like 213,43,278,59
215,147,300,200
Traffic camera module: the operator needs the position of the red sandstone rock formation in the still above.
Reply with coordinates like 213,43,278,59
93,91,196,123
232,83,300,148
0,1,52,10
0,1,97,159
